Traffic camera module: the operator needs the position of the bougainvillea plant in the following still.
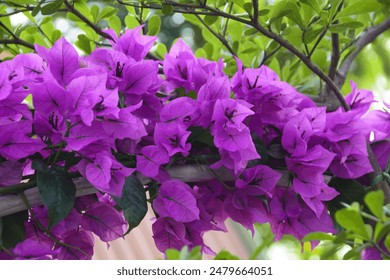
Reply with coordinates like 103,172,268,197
0,28,387,260
0,0,390,260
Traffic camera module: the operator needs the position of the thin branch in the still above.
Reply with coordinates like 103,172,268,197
63,0,113,41
252,0,258,25
335,16,390,89
0,38,34,49
193,14,237,57
260,45,281,66
0,9,29,18
222,2,233,38
308,27,328,58
0,21,35,49
328,33,340,80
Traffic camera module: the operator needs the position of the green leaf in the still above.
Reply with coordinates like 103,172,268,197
214,250,240,260
109,16,122,35
299,0,321,14
148,15,161,36
1,211,28,249
36,165,76,229
162,4,174,15
335,0,381,19
303,27,324,43
113,175,147,234
91,5,99,23
98,6,118,21
303,232,335,242
365,190,385,219
329,21,364,33
76,34,92,54
41,1,63,15
125,15,139,29
155,43,167,59
204,15,218,25
51,30,62,43
372,174,384,187
336,208,371,240
243,2,253,15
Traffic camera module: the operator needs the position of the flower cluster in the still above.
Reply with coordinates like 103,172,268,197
0,26,388,259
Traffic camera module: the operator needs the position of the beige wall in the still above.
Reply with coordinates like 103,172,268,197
93,210,249,260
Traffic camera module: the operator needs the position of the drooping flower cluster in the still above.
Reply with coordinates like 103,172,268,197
0,26,388,260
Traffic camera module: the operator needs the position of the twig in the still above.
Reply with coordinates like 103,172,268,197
63,0,113,41
252,0,258,25
328,33,340,80
335,16,390,89
0,22,34,49
193,14,237,57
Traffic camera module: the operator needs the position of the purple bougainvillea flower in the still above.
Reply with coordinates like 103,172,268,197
195,76,230,128
235,165,281,197
154,122,191,157
102,107,147,140
68,73,120,126
65,122,114,152
269,188,335,240
12,239,54,260
106,26,157,61
35,37,79,86
210,143,259,174
0,122,45,160
136,145,170,178
0,161,23,187
212,98,254,128
301,107,326,134
57,229,94,260
345,81,374,116
119,60,159,97
286,145,335,180
160,97,196,127
281,113,313,157
224,189,268,234
153,179,200,222
78,153,134,197
330,153,373,179
30,79,70,116
152,217,189,252
81,203,128,242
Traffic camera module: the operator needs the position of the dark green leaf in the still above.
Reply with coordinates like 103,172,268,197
258,9,270,16
329,21,364,33
336,208,370,240
243,2,253,15
335,0,381,19
364,190,384,219
204,15,218,25
1,211,28,248
244,28,258,36
162,4,174,15
41,1,63,16
327,178,367,215
148,15,161,36
303,232,335,242
36,165,76,229
113,175,147,234
214,250,240,260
